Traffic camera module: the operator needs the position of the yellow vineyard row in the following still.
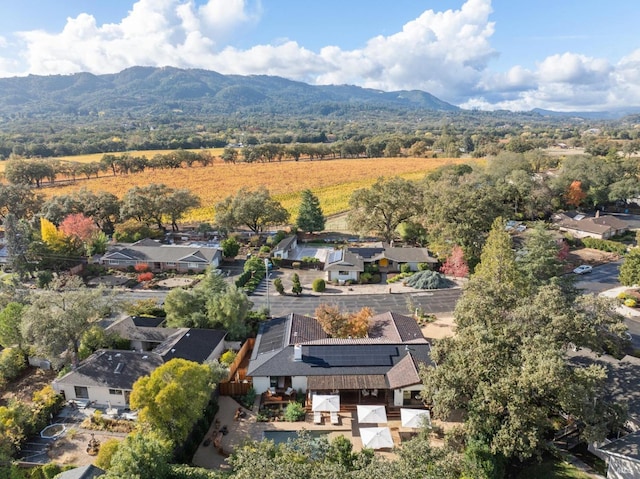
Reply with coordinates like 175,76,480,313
40,157,472,224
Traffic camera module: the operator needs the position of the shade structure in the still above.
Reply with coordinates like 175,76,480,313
312,394,340,412
400,408,431,428
360,427,394,449
357,404,387,424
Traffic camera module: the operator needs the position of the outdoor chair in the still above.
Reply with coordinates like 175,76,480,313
330,411,340,425
314,411,323,425
284,387,295,397
361,389,369,397
371,389,378,397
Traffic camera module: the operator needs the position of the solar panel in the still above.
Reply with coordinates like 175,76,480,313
327,250,343,264
257,319,286,354
305,345,399,367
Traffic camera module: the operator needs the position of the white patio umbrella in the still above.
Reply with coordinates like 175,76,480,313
312,394,340,412
400,408,431,429
357,404,387,424
360,427,394,449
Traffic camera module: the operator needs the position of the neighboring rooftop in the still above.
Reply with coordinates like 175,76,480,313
155,328,227,363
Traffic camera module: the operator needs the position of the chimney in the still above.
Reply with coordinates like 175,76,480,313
293,344,302,361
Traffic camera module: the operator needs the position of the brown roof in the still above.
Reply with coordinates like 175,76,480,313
307,375,388,390
554,214,629,235
383,247,438,264
387,354,420,388
288,313,328,344
368,312,426,343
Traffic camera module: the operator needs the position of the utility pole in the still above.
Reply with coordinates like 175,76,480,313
264,258,270,317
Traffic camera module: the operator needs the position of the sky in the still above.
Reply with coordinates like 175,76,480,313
0,0,638,112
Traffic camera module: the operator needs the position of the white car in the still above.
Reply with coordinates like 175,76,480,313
573,265,593,275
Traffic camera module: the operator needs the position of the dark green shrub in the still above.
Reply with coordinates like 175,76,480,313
273,277,285,294
400,263,412,274
418,262,431,271
259,246,271,254
312,278,326,292
582,237,627,255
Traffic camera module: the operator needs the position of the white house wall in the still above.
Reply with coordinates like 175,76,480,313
253,376,271,394
394,385,425,406
292,376,307,393
54,384,129,408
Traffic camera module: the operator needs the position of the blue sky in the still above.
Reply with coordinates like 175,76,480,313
0,0,638,111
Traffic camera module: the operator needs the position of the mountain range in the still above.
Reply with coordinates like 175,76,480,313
0,66,458,119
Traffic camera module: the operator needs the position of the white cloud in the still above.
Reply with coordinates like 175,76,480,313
0,0,639,111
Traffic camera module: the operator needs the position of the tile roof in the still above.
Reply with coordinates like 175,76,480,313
54,350,164,390
368,312,426,343
289,313,328,344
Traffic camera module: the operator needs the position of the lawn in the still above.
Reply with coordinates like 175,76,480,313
516,457,597,479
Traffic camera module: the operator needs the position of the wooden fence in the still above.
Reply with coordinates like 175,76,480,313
218,338,254,397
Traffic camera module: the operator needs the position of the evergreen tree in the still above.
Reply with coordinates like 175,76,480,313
296,189,325,234
291,273,302,296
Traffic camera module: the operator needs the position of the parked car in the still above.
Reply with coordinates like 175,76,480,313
573,265,593,275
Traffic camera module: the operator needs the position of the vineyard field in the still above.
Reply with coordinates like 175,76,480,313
40,156,473,223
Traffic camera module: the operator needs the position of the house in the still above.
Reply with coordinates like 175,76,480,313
100,238,222,273
54,464,105,479
247,311,431,407
272,235,298,259
569,350,640,478
324,246,438,282
106,315,174,352
552,212,629,240
53,325,227,407
598,431,640,479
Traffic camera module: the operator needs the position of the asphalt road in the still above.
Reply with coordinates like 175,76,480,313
249,287,462,317
574,260,623,294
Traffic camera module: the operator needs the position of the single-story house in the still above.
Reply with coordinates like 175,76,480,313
100,238,222,273
553,212,629,240
106,315,174,352
598,431,640,479
272,235,298,259
53,326,227,407
247,311,431,407
568,350,640,478
324,246,438,282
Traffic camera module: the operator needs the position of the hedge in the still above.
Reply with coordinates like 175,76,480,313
582,237,627,255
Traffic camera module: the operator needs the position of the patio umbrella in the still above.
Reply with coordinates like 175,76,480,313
359,427,394,449
357,404,387,424
400,408,431,429
312,394,340,412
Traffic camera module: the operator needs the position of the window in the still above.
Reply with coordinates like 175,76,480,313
109,389,123,395
338,271,349,275
74,386,89,399
165,262,176,267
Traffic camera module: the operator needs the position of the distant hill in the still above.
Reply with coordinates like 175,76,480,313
0,66,459,119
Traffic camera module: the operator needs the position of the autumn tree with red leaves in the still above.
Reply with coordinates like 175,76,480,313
59,213,98,242
440,245,469,278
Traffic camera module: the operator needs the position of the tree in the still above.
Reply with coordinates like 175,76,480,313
565,180,587,208
164,288,209,328
215,187,289,233
0,302,25,349
348,177,421,243
0,184,43,221
619,248,640,286
221,237,240,258
421,219,628,465
104,432,172,479
129,359,213,445
165,188,201,231
206,286,253,340
4,213,31,278
517,222,563,289
315,305,372,338
22,277,114,366
439,245,469,278
291,273,302,296
296,189,325,234
120,183,173,230
59,213,98,243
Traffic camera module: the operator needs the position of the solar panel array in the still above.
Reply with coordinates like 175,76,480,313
305,345,399,367
257,319,286,354
327,250,343,264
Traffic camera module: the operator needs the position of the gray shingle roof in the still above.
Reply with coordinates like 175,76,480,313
54,350,164,390
106,316,178,343
101,241,221,265
324,250,364,271
55,465,105,479
368,312,425,343
599,431,640,462
155,328,226,363
383,247,438,263
274,235,297,252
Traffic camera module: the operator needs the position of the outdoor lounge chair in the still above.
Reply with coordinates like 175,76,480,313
361,389,369,397
314,411,323,425
284,387,295,397
330,411,340,425
371,389,378,397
